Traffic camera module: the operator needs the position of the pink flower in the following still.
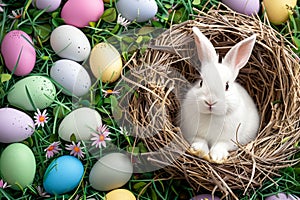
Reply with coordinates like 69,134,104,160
0,179,10,189
34,109,49,128
65,141,85,159
91,125,111,148
44,141,61,159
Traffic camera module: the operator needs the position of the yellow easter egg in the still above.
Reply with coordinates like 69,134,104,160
262,0,297,25
89,43,122,83
105,189,136,200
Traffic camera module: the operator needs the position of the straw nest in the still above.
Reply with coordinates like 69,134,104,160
117,4,300,199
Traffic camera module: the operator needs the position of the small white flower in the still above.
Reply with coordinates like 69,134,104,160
0,1,7,13
8,8,23,19
117,13,131,29
34,109,49,128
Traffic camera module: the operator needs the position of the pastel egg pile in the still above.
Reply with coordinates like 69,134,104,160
0,0,159,198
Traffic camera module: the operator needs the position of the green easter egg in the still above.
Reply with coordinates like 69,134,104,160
0,143,36,190
7,76,56,111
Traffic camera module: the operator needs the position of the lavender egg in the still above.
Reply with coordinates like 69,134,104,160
265,193,300,200
0,108,35,143
222,0,260,15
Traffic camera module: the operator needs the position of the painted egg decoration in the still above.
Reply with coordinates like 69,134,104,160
50,59,91,97
61,0,104,28
32,0,61,12
106,189,136,200
43,155,84,195
50,25,91,62
0,108,35,143
1,30,36,76
190,194,221,200
7,76,56,111
222,0,260,15
0,143,36,190
89,153,133,191
58,107,102,142
265,193,300,200
116,0,158,22
89,42,122,83
263,0,297,25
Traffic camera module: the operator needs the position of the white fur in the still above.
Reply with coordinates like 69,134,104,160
180,27,259,163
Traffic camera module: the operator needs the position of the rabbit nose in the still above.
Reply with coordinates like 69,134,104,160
204,100,216,107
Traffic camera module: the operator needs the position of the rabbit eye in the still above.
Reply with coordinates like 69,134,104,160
225,82,229,91
199,80,203,88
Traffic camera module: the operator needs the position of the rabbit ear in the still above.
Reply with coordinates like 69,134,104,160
223,35,256,80
192,27,218,64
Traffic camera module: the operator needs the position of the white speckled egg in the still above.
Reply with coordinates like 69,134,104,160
116,0,158,22
50,25,91,62
1,30,36,76
0,108,35,143
89,153,133,191
32,0,61,12
89,43,122,83
50,59,91,97
7,76,56,111
58,107,102,142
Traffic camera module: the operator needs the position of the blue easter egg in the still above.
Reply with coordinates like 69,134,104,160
43,155,84,195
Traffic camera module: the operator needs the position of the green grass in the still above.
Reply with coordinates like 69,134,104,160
0,0,300,199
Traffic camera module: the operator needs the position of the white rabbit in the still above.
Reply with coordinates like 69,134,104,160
180,27,260,163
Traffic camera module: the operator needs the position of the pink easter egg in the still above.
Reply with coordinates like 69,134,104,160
61,0,104,28
1,30,36,76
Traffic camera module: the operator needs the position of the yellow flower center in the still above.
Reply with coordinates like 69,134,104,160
74,146,80,153
39,116,45,122
106,89,113,94
99,134,105,141
48,146,54,151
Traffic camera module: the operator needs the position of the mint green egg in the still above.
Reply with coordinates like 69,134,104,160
0,143,36,190
7,76,56,111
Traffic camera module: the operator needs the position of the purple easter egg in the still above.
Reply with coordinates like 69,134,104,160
265,193,300,200
222,0,260,15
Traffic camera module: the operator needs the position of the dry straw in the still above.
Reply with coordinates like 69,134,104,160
118,4,300,199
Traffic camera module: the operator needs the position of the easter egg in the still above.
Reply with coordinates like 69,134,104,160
61,0,104,28
106,189,136,200
0,143,36,190
222,0,260,15
43,155,84,195
0,108,35,143
89,43,122,83
1,30,36,76
32,0,61,12
89,153,133,191
50,25,91,62
116,0,158,22
262,0,297,25
190,194,221,200
58,107,102,141
50,59,91,97
7,76,56,111
265,193,300,200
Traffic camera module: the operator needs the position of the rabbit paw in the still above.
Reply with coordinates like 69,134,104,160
210,144,229,164
189,140,210,160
